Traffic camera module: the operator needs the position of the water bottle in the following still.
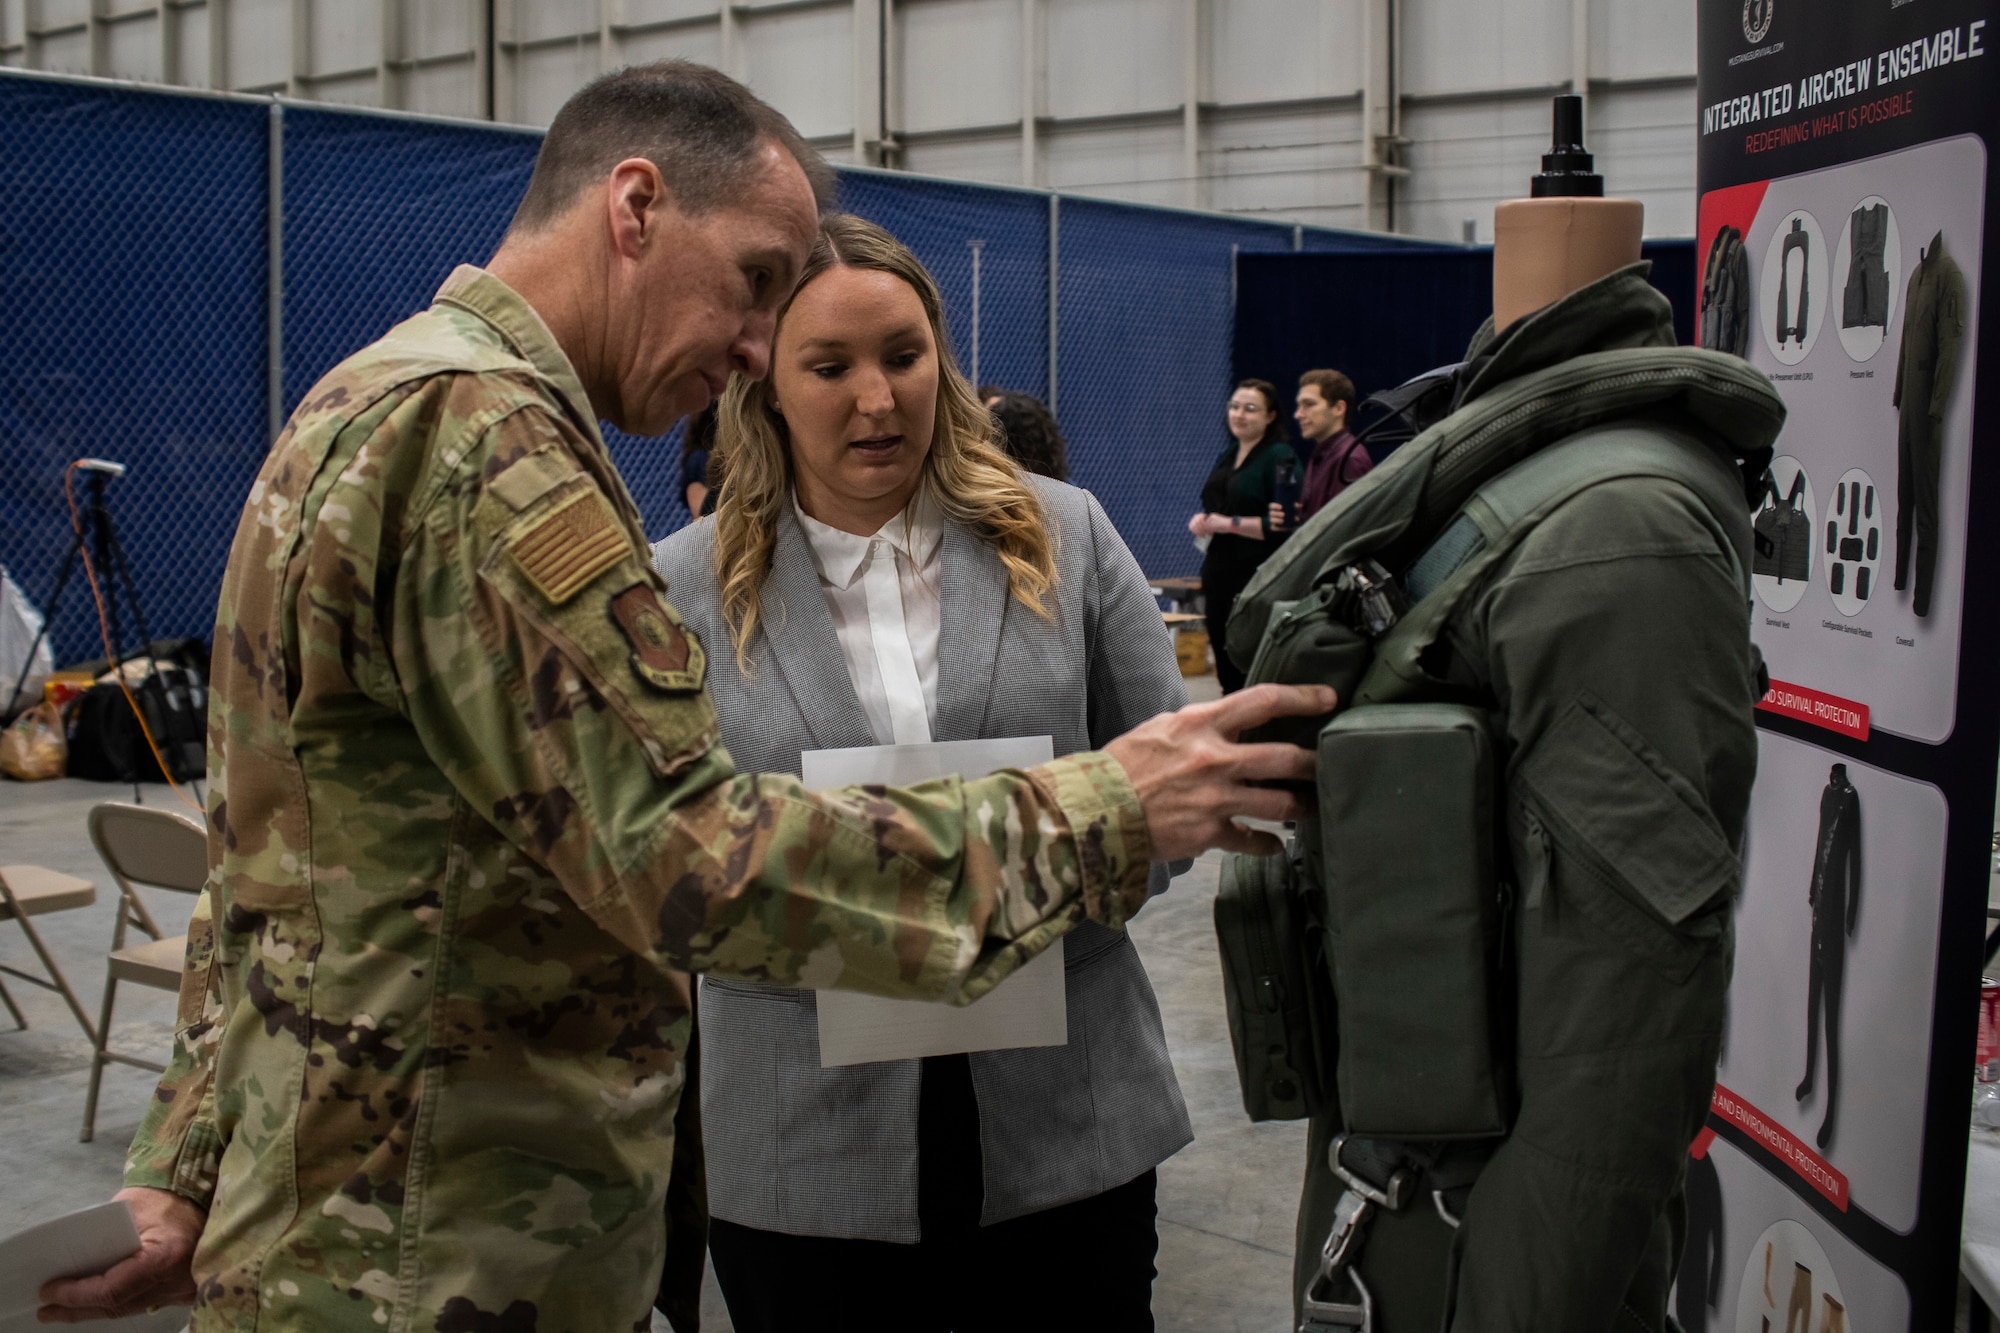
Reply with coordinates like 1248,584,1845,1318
1274,455,1300,531
1976,978,2000,1131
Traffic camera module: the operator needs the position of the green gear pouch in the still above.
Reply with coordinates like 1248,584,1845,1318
1238,570,1394,749
1318,703,1509,1140
1214,848,1334,1121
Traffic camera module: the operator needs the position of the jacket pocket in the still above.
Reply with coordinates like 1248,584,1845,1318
1516,694,1738,979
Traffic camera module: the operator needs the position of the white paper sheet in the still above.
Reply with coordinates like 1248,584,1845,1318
0,1201,188,1333
801,735,1068,1068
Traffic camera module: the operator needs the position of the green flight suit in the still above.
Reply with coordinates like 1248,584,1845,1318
124,266,1153,1333
1287,271,1771,1331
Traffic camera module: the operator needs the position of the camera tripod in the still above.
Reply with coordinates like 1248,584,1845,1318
10,461,160,803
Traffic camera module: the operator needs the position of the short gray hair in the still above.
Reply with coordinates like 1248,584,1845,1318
508,60,833,232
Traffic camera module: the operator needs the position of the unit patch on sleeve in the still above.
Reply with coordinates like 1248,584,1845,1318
510,487,628,605
609,583,707,693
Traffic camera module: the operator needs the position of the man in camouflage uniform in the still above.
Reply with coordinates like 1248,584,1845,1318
40,63,1324,1333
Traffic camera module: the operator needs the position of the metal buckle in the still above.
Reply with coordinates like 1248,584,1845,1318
1299,1267,1373,1332
1298,1186,1375,1332
1433,1189,1463,1229
1328,1134,1413,1211
1321,1187,1371,1273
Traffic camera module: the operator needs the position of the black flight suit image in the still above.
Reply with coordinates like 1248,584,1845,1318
1796,764,1860,1152
1674,1149,1724,1333
1892,232,1967,618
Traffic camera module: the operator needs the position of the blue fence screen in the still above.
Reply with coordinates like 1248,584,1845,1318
0,77,269,666
2,70,1463,664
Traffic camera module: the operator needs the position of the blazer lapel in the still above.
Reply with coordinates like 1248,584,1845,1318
933,523,1008,739
760,506,877,752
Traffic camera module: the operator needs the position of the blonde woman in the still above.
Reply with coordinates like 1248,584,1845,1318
652,213,1190,1331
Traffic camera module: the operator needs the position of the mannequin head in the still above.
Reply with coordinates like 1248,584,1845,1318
1491,96,1644,330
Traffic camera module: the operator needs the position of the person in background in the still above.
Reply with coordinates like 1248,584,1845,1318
1187,379,1289,692
654,213,1190,1332
680,404,719,516
1267,368,1370,535
989,389,1069,481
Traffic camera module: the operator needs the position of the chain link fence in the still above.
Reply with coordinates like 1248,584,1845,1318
1,69,1453,669
837,169,1052,403
0,75,269,666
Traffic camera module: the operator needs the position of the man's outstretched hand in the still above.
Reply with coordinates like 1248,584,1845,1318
38,1187,202,1324
1105,682,1334,861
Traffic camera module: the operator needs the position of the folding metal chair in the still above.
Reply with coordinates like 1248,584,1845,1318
80,801,207,1143
0,863,100,1043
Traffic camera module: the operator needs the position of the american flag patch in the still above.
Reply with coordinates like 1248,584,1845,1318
510,488,628,604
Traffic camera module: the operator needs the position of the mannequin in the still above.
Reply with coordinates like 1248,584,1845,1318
1491,95,1644,330
1282,89,1779,1333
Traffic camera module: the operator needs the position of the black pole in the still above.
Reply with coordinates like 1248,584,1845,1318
8,539,80,717
78,474,143,803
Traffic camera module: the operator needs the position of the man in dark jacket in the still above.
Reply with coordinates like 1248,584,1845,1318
1269,369,1372,534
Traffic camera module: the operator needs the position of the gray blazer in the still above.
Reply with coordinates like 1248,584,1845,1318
651,475,1193,1242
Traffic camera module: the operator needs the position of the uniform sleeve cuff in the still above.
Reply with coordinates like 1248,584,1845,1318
124,1120,222,1211
1029,750,1153,928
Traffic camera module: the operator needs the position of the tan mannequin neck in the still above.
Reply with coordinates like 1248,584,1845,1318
1491,195,1644,331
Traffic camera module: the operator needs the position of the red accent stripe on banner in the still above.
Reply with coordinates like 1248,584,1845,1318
1757,678,1871,739
1689,1127,1718,1161
1711,1083,1849,1210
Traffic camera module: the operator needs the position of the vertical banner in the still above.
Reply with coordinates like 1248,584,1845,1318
1692,3,1996,1330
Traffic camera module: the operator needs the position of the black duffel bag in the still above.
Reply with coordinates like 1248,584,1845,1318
66,666,207,784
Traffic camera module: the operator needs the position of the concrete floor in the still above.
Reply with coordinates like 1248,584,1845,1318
0,670,1307,1333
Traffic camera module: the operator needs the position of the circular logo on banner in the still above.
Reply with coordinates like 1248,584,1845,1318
1735,1219,1849,1333
1743,0,1775,44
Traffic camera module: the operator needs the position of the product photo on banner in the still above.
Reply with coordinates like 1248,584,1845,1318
1720,731,1946,1232
1754,455,1817,614
1703,222,1754,357
1763,210,1829,365
1796,763,1861,1154
1892,227,1969,620
1834,195,1901,363
1732,134,1985,743
1823,468,1882,617
1735,1219,1849,1333
1671,1133,1908,1329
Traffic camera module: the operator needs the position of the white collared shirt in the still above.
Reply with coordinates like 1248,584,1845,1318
793,492,943,746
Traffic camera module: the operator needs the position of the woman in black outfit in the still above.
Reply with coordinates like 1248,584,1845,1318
1187,378,1289,692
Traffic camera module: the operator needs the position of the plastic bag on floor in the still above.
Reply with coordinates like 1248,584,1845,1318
1,565,53,680
0,699,67,780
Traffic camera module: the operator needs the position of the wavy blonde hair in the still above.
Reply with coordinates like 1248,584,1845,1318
712,212,1055,664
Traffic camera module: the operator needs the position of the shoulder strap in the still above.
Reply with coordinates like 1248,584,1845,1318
1752,468,1780,514
1785,470,1807,510
1358,422,1748,705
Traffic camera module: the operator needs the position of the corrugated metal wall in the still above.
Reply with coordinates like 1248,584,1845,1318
0,0,1697,242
